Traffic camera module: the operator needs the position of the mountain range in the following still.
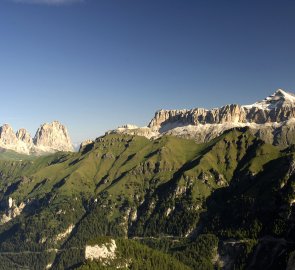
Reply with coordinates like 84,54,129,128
2,89,295,156
0,90,294,270
111,89,295,146
0,121,73,155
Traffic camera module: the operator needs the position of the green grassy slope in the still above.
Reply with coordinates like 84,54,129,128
0,128,294,269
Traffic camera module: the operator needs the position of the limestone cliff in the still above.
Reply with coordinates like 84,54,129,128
0,121,73,155
109,89,295,146
33,121,74,153
0,124,31,154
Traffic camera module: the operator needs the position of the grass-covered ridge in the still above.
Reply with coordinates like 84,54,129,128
0,128,294,269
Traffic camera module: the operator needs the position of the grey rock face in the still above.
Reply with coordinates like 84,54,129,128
0,124,31,154
148,90,295,129
16,128,33,145
79,139,94,152
0,124,18,145
33,121,74,153
0,121,74,155
110,89,295,147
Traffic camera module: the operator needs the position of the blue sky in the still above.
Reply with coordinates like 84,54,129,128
0,0,295,143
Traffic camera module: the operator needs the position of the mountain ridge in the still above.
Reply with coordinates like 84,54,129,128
0,120,74,155
0,128,294,269
110,89,295,146
0,92,294,269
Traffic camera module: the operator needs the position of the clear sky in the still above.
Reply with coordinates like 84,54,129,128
0,0,295,143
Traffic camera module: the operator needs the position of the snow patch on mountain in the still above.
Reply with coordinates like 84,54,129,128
242,89,295,110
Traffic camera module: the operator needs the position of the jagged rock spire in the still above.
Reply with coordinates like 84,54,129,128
0,121,73,155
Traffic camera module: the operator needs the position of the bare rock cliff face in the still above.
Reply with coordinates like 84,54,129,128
110,89,295,146
0,121,73,155
0,125,32,154
79,139,94,152
33,121,74,153
0,124,18,145
16,128,33,145
148,89,295,129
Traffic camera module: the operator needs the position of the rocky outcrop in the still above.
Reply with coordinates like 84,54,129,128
0,124,18,145
79,139,94,152
16,128,33,145
0,124,32,154
107,126,157,139
0,121,74,155
85,239,117,262
118,124,139,129
148,89,295,129
54,224,75,242
110,89,295,146
0,197,26,225
33,121,73,153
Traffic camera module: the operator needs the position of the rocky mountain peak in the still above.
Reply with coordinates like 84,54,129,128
272,89,295,104
0,121,73,155
16,128,33,145
33,121,74,153
243,89,295,110
0,124,18,145
1,124,14,133
275,88,287,95
110,89,295,147
0,124,31,154
274,88,295,98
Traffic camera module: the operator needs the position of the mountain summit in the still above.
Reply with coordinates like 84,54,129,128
243,89,295,110
110,89,295,146
0,121,73,155
33,121,73,153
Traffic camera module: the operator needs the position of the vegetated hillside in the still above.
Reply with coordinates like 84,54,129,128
0,148,37,161
0,128,294,270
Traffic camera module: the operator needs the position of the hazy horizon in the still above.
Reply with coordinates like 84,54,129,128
1,0,295,143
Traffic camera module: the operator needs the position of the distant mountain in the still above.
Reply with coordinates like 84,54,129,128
0,121,74,155
110,89,295,146
1,94,295,269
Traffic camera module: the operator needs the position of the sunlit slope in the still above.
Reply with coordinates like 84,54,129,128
0,128,294,269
